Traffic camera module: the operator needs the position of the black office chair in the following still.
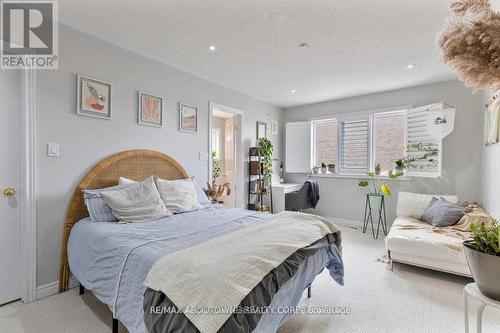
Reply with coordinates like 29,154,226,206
285,182,313,212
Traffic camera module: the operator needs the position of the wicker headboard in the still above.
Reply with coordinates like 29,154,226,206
59,150,188,292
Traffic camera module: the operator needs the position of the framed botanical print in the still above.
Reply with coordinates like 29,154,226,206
256,121,267,140
138,92,163,127
77,75,111,119
271,120,278,135
179,103,197,133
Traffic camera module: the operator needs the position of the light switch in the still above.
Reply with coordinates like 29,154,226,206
199,152,209,161
47,143,60,157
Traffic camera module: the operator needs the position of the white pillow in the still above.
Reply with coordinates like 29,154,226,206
100,176,172,222
156,177,203,213
396,192,459,218
118,176,155,185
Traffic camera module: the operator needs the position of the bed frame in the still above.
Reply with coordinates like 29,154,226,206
58,149,312,333
59,149,189,293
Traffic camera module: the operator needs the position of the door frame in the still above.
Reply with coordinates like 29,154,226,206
19,67,37,303
208,101,244,208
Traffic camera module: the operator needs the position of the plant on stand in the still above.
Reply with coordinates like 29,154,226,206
205,150,231,203
463,219,500,300
358,171,400,208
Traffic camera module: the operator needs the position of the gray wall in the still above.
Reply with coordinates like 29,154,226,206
283,80,483,224
36,25,283,287
479,90,500,219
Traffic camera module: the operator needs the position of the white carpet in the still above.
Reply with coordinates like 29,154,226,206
1,226,499,333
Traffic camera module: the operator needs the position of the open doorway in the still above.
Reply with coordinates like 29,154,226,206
209,102,243,208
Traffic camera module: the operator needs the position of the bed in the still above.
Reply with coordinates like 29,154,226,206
59,150,344,333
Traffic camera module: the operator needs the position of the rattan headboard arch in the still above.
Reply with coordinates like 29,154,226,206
59,150,189,292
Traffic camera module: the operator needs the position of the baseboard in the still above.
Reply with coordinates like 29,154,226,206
327,216,392,232
36,277,78,300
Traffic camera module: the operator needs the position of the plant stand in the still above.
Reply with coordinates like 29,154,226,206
464,283,500,333
362,194,387,239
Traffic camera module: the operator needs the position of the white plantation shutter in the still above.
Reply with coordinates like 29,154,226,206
340,118,369,171
406,104,444,178
285,121,311,173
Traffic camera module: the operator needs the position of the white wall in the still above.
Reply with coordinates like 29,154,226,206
283,80,484,225
479,90,500,219
35,25,283,287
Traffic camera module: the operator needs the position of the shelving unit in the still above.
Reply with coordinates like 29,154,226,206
247,147,273,212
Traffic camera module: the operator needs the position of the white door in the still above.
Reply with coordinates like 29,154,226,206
0,70,21,305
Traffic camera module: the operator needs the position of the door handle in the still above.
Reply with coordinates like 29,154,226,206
3,188,16,197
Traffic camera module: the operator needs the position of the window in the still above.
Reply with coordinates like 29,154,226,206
340,118,369,172
311,108,408,175
373,111,406,173
313,120,338,167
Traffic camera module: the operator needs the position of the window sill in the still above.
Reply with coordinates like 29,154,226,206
310,173,412,181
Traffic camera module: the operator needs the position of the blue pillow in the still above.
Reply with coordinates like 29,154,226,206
83,183,132,222
191,177,211,204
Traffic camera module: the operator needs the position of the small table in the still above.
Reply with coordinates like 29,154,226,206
464,283,500,333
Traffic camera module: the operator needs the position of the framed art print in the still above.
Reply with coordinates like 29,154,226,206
77,75,111,119
271,120,278,135
138,92,163,127
179,103,198,133
256,121,267,140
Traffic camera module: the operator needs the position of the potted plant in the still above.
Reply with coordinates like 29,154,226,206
321,162,328,174
374,163,382,176
327,163,336,174
358,171,400,208
463,220,500,300
258,137,273,194
394,158,407,174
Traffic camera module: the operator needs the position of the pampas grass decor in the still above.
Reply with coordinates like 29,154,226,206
438,0,500,91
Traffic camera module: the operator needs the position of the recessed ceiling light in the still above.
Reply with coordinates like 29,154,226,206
291,89,296,94
270,12,286,25
407,64,416,69
208,45,217,52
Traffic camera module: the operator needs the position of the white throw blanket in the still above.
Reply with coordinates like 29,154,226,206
145,211,340,333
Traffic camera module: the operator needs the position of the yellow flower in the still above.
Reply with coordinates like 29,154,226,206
380,184,392,196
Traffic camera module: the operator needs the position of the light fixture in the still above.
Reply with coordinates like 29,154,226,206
270,12,286,25
407,64,416,69
208,45,217,52
291,89,296,94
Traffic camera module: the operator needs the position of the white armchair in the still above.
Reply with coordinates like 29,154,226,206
385,192,471,277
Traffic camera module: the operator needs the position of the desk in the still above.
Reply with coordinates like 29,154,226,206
272,183,302,213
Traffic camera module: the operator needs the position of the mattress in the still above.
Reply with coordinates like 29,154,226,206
68,205,344,333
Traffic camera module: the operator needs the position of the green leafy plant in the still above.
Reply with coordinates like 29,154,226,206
464,220,500,256
358,171,402,196
258,138,273,191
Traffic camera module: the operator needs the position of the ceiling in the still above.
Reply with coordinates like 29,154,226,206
58,1,499,109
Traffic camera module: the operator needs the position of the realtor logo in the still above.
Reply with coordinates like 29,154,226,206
1,1,58,69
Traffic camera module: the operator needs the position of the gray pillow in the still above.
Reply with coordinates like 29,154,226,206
423,198,468,227
420,197,439,224
100,176,172,223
